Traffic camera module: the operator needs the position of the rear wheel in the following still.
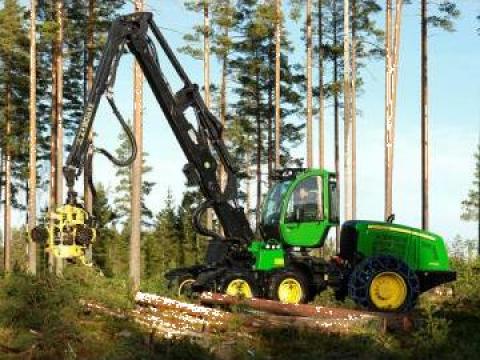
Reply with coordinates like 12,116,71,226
269,270,309,305
348,255,419,312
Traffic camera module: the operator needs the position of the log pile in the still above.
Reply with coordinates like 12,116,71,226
82,292,412,340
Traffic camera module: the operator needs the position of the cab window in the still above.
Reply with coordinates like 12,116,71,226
286,176,323,222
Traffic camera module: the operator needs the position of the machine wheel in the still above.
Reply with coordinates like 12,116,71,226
269,270,309,305
174,275,196,297
348,255,419,312
222,275,256,299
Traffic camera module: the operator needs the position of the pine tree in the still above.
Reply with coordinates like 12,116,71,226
91,183,116,276
420,0,460,230
146,190,180,277
231,0,304,227
113,124,155,228
461,145,479,255
0,0,30,272
28,0,38,275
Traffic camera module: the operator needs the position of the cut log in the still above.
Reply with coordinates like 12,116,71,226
82,300,205,339
135,292,231,321
199,293,375,320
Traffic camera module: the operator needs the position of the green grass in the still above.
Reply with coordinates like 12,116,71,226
0,259,478,359
0,268,211,359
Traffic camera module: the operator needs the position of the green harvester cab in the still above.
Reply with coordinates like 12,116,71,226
249,168,456,312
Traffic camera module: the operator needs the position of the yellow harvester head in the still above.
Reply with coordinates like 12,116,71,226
31,204,96,265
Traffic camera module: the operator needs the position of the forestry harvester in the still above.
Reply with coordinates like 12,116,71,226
31,12,455,312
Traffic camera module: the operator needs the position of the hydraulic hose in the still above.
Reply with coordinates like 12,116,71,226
192,200,225,241
94,94,138,167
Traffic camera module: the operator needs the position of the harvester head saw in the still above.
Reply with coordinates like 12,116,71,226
31,204,96,265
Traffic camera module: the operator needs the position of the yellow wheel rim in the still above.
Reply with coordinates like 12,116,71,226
369,272,407,310
277,278,303,304
226,279,253,298
177,279,195,297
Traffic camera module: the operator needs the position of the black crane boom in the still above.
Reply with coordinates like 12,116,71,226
64,12,254,245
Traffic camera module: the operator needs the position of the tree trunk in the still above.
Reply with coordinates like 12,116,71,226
318,0,325,170
218,1,230,236
28,0,37,275
306,0,313,168
384,0,393,220
246,150,252,224
48,2,58,273
219,26,228,194
267,39,274,187
3,85,12,273
421,0,429,230
333,0,341,249
130,0,144,293
274,0,281,170
203,1,213,231
343,0,352,221
54,0,64,275
50,36,58,216
384,0,403,221
84,0,95,214
255,67,262,230
84,0,96,264
351,0,357,219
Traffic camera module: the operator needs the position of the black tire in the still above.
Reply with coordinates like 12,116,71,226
348,255,419,312
31,226,49,243
268,270,310,304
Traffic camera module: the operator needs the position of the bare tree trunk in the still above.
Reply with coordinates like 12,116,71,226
318,0,325,170
50,42,58,215
421,0,429,230
54,0,64,275
3,85,12,273
255,69,262,231
84,0,96,264
130,0,144,293
246,150,252,225
351,0,357,219
343,0,352,221
203,1,213,231
384,0,393,220
333,0,341,250
274,0,281,170
84,0,95,215
48,3,59,273
267,39,274,187
384,0,403,221
219,26,228,194
218,7,229,237
28,0,37,275
306,0,313,168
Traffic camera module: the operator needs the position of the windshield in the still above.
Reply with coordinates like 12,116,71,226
261,180,291,226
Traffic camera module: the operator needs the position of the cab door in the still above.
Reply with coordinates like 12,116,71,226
280,174,330,247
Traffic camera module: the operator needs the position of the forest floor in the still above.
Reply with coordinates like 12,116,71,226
0,259,478,360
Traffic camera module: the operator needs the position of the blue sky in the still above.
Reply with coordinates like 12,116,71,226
10,0,480,245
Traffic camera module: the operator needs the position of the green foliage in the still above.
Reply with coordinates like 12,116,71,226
0,269,211,359
113,124,155,228
461,144,479,222
428,1,460,32
0,0,31,208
